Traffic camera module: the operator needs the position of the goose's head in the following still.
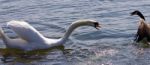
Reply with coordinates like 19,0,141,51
130,10,141,16
130,10,145,20
74,19,101,30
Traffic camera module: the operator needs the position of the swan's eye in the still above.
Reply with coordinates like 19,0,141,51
94,22,101,30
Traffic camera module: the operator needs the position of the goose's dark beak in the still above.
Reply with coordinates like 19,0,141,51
130,12,135,16
130,13,133,16
130,10,139,16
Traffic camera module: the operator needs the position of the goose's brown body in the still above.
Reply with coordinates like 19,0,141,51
135,19,150,42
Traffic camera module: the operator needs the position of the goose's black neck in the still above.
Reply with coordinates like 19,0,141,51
137,12,145,21
131,10,145,21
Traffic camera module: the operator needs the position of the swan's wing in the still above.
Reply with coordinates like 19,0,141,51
7,20,45,42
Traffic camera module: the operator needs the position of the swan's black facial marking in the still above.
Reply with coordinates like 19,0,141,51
94,22,101,30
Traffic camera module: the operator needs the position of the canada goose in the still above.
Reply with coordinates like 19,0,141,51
131,10,150,43
0,19,101,51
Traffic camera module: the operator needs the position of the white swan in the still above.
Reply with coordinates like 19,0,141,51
0,19,100,51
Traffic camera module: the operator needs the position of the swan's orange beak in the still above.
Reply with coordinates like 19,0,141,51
94,22,101,30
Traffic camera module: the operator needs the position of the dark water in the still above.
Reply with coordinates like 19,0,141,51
0,0,150,65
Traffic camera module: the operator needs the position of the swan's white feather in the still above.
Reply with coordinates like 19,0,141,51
7,20,45,42
6,20,62,50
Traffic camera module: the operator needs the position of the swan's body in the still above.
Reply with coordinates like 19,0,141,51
0,20,100,51
131,10,150,42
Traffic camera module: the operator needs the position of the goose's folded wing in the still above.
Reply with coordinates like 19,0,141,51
135,25,144,42
7,20,45,42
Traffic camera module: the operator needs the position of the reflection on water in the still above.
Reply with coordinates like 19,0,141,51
0,46,65,63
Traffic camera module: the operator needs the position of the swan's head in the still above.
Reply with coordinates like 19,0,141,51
74,19,101,30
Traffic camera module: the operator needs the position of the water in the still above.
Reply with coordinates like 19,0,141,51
0,0,150,65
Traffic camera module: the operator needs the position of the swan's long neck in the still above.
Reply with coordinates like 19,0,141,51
0,28,10,45
60,22,88,43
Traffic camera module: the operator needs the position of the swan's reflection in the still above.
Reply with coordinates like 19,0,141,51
0,45,68,63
